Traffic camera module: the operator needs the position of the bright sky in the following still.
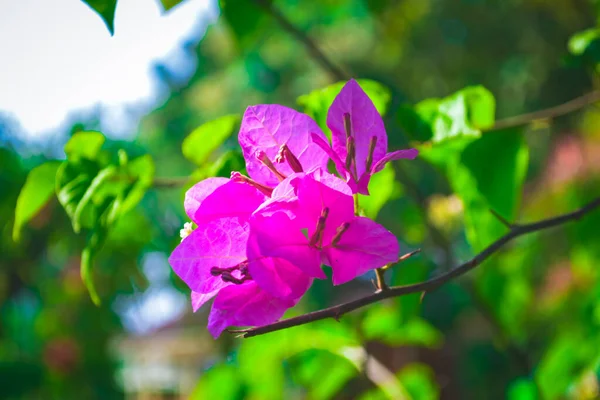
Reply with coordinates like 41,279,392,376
0,0,217,140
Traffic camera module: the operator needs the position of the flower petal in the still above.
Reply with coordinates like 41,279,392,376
327,79,388,182
168,217,248,294
247,227,313,301
324,216,399,285
191,180,267,224
296,171,355,242
207,281,295,338
184,177,228,223
239,105,329,187
372,148,419,173
191,289,219,312
249,211,325,279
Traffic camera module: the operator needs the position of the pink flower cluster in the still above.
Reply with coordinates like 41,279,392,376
169,80,418,337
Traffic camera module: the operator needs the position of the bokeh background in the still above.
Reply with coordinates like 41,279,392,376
2,0,600,399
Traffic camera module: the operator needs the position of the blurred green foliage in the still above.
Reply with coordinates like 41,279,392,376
3,0,600,399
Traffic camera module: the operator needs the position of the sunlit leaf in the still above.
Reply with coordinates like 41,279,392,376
13,161,61,242
507,378,538,400
568,28,600,55
182,115,240,167
399,86,495,143
64,131,106,161
362,303,443,348
291,350,359,400
190,364,243,399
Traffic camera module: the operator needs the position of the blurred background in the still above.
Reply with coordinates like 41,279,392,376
2,0,600,398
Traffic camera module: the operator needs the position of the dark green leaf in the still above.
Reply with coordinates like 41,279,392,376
452,128,528,251
80,0,118,35
13,161,61,241
160,0,185,11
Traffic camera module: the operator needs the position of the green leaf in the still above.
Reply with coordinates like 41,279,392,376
81,242,101,306
238,321,359,399
358,363,439,400
362,304,443,348
536,333,600,399
507,378,538,400
358,163,401,219
568,28,600,56
80,0,118,35
298,80,392,138
160,0,185,11
451,128,528,251
64,131,106,161
190,364,243,399
72,166,118,233
397,364,440,400
220,0,270,47
291,350,359,400
13,161,61,242
182,115,240,167
399,86,495,143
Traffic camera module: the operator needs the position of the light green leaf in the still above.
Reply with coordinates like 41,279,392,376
292,350,359,400
120,154,155,213
13,161,61,242
64,131,106,161
298,79,392,138
238,321,359,399
72,166,118,233
507,378,538,400
399,86,495,144
568,28,600,56
190,364,243,399
182,115,240,167
362,304,443,348
397,364,440,400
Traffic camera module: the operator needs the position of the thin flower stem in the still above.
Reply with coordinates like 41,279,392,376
229,196,600,338
374,268,388,291
353,194,360,216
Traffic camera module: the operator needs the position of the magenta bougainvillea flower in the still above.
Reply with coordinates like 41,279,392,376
169,80,417,337
248,170,400,286
312,79,419,195
238,104,330,188
169,178,311,337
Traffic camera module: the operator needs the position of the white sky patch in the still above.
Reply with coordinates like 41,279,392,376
0,0,217,140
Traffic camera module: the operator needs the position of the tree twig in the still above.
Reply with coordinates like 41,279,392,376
487,90,600,132
229,196,600,338
152,176,190,188
253,0,350,81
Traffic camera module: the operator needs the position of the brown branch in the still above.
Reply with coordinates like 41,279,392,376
152,176,189,188
487,90,600,132
230,196,600,338
253,0,350,81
